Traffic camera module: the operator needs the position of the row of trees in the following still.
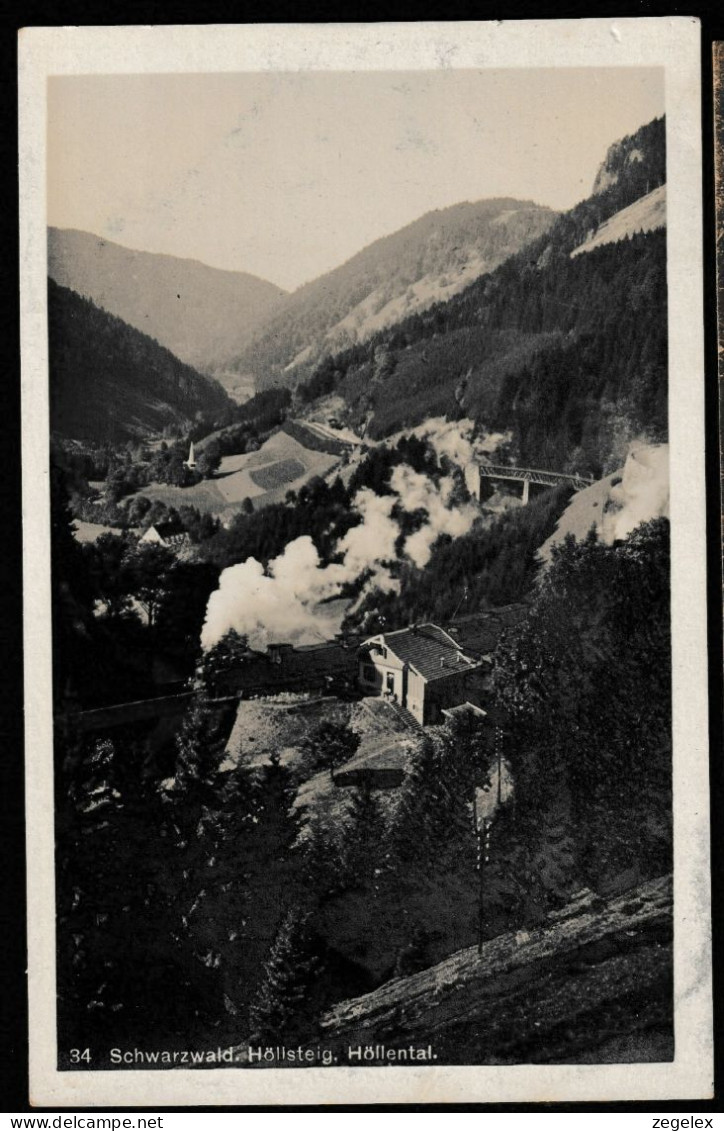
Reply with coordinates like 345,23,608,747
491,519,672,903
51,465,222,705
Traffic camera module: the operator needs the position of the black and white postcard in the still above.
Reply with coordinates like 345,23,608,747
19,19,713,1106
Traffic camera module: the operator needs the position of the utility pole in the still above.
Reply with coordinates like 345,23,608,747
451,584,469,622
474,793,492,956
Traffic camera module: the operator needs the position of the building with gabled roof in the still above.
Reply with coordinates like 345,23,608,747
444,604,529,660
139,519,190,550
358,623,486,726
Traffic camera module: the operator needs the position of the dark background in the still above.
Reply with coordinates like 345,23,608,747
1,0,722,1114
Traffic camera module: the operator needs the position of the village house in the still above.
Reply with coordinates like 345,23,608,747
139,519,190,551
358,623,486,726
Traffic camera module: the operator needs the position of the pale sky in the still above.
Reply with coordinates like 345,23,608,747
47,68,664,291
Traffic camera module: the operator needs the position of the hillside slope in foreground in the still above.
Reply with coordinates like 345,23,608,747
320,875,672,1065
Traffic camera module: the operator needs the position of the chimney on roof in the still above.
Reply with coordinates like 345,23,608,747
440,657,445,668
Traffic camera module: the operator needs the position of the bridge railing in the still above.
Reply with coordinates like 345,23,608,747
477,464,593,490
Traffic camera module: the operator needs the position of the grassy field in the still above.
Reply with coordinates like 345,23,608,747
126,429,339,517
72,520,123,543
214,430,338,505
249,458,306,490
124,478,227,511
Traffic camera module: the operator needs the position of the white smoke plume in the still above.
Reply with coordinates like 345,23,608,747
413,417,475,468
201,460,481,651
390,466,479,568
200,536,345,652
606,443,669,542
335,488,400,588
538,442,670,566
201,488,404,651
410,417,512,471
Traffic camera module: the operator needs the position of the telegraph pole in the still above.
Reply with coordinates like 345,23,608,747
475,797,492,956
451,584,469,622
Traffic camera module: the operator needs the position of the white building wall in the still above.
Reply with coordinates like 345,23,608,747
140,526,164,545
406,669,426,725
358,649,405,702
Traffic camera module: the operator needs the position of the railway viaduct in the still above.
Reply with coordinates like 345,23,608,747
465,462,593,505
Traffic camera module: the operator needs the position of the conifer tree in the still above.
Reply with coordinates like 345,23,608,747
156,696,234,988
56,724,227,1051
493,518,671,897
248,908,324,1044
172,693,225,803
302,813,347,900
217,752,306,1016
341,784,389,892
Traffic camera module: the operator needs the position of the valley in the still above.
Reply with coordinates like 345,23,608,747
50,111,673,1068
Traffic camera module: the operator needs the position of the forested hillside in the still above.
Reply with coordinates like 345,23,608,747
48,279,235,443
52,503,672,1056
295,117,667,476
234,198,556,383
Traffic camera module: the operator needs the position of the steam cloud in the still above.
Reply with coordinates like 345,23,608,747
413,418,474,468
539,442,669,566
389,465,478,569
606,442,669,542
410,417,511,470
201,465,479,651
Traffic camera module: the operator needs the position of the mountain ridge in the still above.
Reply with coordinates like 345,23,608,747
48,227,286,374
289,116,667,477
48,277,234,444
234,197,558,385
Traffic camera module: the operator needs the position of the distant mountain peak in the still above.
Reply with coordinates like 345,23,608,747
280,114,668,477
47,227,286,374
591,116,665,197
